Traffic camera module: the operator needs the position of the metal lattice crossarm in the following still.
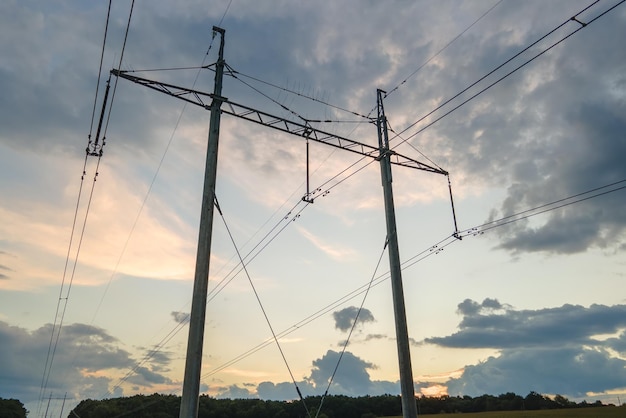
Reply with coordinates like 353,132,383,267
111,69,448,176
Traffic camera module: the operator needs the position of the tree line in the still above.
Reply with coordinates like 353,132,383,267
68,391,614,418
0,391,615,418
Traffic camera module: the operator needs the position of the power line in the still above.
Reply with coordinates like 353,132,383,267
226,63,312,125
101,0,135,140
389,0,607,146
88,1,113,140
39,2,136,414
88,3,242,401
226,66,373,121
384,0,504,99
387,121,444,173
88,25,224,329
465,181,626,236
84,0,624,404
37,1,116,414
37,156,88,417
215,196,313,417
314,239,387,418
200,178,626,378
38,157,104,417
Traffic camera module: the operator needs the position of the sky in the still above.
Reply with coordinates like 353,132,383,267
1,0,626,416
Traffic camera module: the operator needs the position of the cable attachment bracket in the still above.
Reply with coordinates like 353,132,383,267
87,76,111,158
447,174,462,240
302,124,316,203
570,16,587,27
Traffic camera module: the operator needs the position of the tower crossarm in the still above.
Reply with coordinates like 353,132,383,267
111,69,448,175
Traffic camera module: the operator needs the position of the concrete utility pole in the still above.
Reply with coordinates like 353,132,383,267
179,26,225,418
376,89,418,418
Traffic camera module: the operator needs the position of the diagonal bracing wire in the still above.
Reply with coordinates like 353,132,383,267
214,196,313,418
314,239,388,418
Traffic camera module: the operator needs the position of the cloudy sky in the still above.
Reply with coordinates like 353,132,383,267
1,0,626,416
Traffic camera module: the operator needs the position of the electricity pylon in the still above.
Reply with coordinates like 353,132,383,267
112,26,448,418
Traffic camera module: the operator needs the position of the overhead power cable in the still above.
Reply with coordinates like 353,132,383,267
384,0,504,99
90,0,620,402
101,0,135,140
226,63,311,125
103,188,319,399
461,179,626,237
215,196,312,417
201,178,626,378
90,1,243,400
38,157,104,417
37,2,116,415
387,121,445,172
89,24,223,328
226,66,374,121
37,158,88,417
206,202,308,304
390,0,610,146
314,239,387,418
88,1,113,140
41,1,135,410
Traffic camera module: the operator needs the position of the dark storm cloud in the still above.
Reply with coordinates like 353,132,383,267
0,2,113,154
0,321,172,404
456,298,508,316
214,384,258,400
127,365,174,386
333,306,375,332
365,333,387,341
426,299,626,398
447,347,626,398
0,254,14,279
393,1,626,255
226,350,399,401
341,334,389,347
0,264,10,280
3,0,626,407
426,298,626,349
309,350,375,395
605,331,626,355
424,2,626,253
256,381,314,401
488,99,626,254
171,311,189,324
307,349,398,396
2,0,625,257
0,1,213,159
145,349,172,367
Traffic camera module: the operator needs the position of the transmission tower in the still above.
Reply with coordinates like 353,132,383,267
112,27,450,418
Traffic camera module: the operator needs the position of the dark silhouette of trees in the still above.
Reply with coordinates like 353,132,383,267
67,391,614,417
0,398,27,418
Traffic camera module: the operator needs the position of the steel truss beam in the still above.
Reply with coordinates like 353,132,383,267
111,69,448,176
